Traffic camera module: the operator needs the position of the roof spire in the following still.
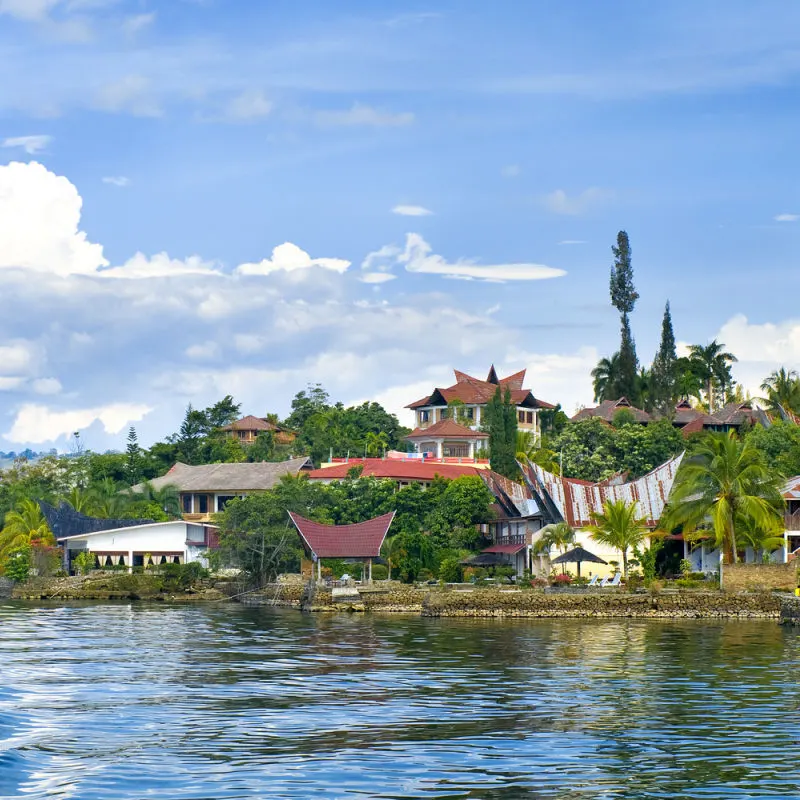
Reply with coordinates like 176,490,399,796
486,364,499,384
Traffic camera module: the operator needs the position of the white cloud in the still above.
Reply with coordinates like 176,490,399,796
544,187,614,215
501,164,520,178
32,377,62,395
237,242,350,277
122,12,155,35
233,334,265,354
6,402,152,444
359,272,397,284
0,0,57,21
2,135,52,155
185,342,220,360
95,75,162,117
0,377,25,391
0,162,107,277
102,176,129,187
315,103,414,127
392,204,433,217
225,90,273,121
361,233,566,283
774,213,799,222
0,341,40,376
100,252,221,279
558,239,586,245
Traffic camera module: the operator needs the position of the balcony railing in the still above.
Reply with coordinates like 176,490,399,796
494,535,526,546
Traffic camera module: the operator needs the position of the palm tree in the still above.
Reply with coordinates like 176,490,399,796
63,487,94,515
688,341,737,412
662,431,784,564
586,499,648,577
735,514,785,563
591,353,620,402
760,367,800,415
131,482,182,519
364,431,389,457
533,522,577,573
674,356,704,404
0,499,54,564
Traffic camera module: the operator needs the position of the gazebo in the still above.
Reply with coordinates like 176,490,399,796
288,511,395,583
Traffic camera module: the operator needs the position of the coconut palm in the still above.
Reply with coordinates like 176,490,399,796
688,341,737,412
662,431,784,564
591,353,620,402
0,499,54,563
586,499,648,578
735,514,785,562
674,356,704,404
760,367,800,415
533,522,577,572
364,431,389,457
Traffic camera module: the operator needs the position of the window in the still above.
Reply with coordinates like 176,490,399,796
518,411,525,423
182,494,192,514
217,495,235,512
526,412,534,424
198,495,209,514
440,408,450,419
420,410,430,423
466,407,474,420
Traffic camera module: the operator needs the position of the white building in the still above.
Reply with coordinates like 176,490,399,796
60,520,218,571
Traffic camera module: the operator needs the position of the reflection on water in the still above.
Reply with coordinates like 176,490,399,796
0,603,798,799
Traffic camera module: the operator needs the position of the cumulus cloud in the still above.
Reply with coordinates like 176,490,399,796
6,402,152,444
225,90,273,121
100,252,221,279
315,103,414,127
2,135,52,155
237,242,350,277
0,0,57,21
360,233,566,282
774,213,799,222
0,162,108,276
360,272,397,284
392,205,433,217
32,377,62,395
102,176,130,187
544,187,614,215
0,340,40,376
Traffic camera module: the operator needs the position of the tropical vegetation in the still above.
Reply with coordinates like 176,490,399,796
587,498,649,578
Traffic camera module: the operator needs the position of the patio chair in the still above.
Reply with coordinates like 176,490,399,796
607,573,622,588
587,575,599,587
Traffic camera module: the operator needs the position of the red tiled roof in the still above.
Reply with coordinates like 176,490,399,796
407,366,554,410
406,419,489,439
307,459,482,482
288,511,395,558
483,543,527,554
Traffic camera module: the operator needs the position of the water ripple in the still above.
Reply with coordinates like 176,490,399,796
0,603,798,799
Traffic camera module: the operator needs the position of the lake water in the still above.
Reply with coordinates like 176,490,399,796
0,604,798,799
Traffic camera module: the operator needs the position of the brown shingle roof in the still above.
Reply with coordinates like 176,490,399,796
405,419,489,439
132,457,312,493
571,397,651,424
288,511,395,558
672,400,722,427
221,415,287,433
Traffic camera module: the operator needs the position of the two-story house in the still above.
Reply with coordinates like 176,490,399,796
405,365,555,457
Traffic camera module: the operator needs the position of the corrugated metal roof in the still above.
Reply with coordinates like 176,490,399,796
522,453,684,528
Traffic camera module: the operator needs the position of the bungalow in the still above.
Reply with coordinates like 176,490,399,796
220,415,296,446
406,364,555,446
60,520,219,571
405,419,489,459
133,457,313,522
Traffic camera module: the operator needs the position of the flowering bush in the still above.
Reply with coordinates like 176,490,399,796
529,578,548,588
552,573,573,585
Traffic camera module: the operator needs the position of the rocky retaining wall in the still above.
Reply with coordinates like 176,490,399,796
420,588,783,618
11,573,227,602
779,596,800,625
722,563,798,593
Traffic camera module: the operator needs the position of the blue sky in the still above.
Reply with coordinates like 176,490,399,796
1,0,799,450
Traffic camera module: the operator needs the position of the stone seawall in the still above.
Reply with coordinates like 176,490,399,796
420,589,782,618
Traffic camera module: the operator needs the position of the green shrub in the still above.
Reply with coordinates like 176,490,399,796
371,564,388,581
73,551,96,576
438,556,462,583
675,578,703,589
4,549,31,582
679,558,693,577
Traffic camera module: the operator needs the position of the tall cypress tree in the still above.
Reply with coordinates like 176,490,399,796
650,301,678,413
487,386,518,478
609,231,640,402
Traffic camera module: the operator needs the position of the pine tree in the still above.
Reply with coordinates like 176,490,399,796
487,387,518,478
650,301,678,413
126,426,142,486
609,231,639,401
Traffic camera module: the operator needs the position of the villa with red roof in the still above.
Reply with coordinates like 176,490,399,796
406,365,555,456
307,457,483,488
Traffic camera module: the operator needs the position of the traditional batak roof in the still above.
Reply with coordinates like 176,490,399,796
132,457,313,493
672,399,721,427
307,459,482,482
288,511,395,558
481,470,541,520
220,415,285,432
407,365,555,410
521,453,684,528
405,419,489,440
571,397,651,424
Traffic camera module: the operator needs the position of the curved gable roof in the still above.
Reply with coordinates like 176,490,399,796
288,511,395,558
